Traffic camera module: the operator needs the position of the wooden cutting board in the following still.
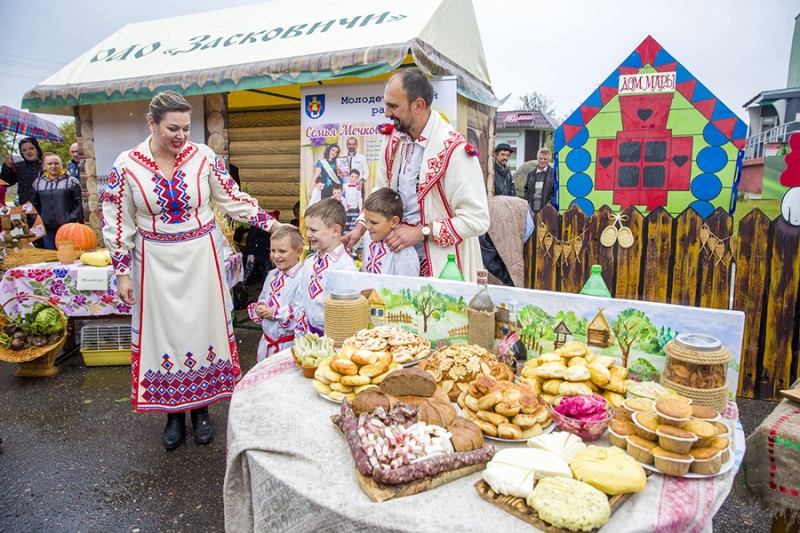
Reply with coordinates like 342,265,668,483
780,389,800,404
331,415,489,502
474,475,648,533
356,462,486,502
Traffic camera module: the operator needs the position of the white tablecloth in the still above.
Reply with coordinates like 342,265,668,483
224,351,745,533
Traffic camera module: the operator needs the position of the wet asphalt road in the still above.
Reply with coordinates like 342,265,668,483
0,310,782,532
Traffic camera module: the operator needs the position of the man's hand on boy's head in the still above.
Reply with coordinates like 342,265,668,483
268,220,283,234
342,224,365,253
385,224,423,253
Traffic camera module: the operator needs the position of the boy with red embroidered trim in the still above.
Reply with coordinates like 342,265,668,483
362,188,420,277
294,198,358,336
248,225,304,362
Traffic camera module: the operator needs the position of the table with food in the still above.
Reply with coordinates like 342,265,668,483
224,328,745,533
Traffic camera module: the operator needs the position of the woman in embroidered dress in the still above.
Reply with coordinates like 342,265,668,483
311,143,341,200
102,91,281,450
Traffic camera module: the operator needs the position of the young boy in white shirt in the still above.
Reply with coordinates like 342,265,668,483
294,198,358,336
361,188,420,277
248,225,305,362
343,169,363,234
309,176,325,207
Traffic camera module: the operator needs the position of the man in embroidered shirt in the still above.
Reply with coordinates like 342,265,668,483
294,198,358,336
342,68,490,282
524,148,555,213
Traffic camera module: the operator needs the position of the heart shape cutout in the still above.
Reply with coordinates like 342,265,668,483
637,109,653,121
598,157,613,168
672,155,689,167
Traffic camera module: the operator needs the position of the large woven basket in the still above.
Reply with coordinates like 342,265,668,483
0,294,68,364
323,293,369,347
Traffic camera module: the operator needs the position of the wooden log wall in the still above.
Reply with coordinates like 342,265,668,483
75,105,101,241
228,109,301,222
523,204,800,401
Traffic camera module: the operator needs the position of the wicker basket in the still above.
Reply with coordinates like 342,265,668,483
0,295,68,375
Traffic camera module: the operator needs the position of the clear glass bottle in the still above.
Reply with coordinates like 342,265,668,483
467,270,495,351
580,264,612,298
438,253,465,281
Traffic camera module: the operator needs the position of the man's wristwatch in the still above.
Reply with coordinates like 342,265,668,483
421,224,432,241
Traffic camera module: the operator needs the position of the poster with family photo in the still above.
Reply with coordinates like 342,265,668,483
299,78,458,236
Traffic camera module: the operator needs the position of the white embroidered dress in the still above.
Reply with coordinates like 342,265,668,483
294,244,358,335
362,231,420,277
248,262,303,362
375,112,490,282
102,139,275,412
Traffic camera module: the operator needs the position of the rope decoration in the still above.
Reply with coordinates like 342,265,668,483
600,213,635,249
536,214,588,266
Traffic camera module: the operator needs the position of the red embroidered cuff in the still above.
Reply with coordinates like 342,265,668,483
249,209,275,232
432,219,462,248
111,251,132,276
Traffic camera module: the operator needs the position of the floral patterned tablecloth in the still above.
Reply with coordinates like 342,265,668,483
0,253,243,317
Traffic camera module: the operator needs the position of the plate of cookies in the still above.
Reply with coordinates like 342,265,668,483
342,327,431,365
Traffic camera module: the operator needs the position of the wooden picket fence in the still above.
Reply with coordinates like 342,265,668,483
523,204,800,401
386,312,413,325
448,325,469,338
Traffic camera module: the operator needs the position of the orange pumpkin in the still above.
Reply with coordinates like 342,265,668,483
55,223,98,252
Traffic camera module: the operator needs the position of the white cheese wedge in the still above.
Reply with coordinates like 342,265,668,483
527,432,587,464
489,448,573,481
482,462,536,498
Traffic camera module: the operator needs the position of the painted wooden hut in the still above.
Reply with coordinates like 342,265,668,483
553,320,572,350
361,288,386,326
587,308,613,348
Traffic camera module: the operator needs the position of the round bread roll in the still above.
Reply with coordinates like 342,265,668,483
533,404,550,424
477,390,504,411
330,382,355,393
535,362,568,380
542,379,563,396
321,365,342,383
465,394,481,413
462,406,478,421
495,402,521,418
341,374,372,387
564,365,591,382
558,381,593,396
498,423,522,440
330,358,358,376
351,349,377,366
588,363,611,386
511,413,539,428
329,391,346,402
314,366,332,385
478,410,509,427
457,391,467,409
359,362,390,378
519,392,540,414
473,418,498,437
312,379,332,395
520,425,544,439
501,388,521,403
354,384,379,394
568,357,589,367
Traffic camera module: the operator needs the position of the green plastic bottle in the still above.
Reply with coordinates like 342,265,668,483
580,264,612,298
438,253,465,281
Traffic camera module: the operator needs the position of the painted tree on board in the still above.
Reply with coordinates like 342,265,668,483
518,305,552,344
411,285,447,333
610,308,658,367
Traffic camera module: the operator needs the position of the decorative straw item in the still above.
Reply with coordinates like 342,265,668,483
323,291,369,348
660,334,730,413
211,203,239,254
0,247,59,270
0,295,68,377
617,226,634,249
600,225,618,247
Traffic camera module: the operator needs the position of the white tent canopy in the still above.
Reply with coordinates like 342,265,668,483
23,0,496,113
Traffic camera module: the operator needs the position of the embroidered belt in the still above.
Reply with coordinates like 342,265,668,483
139,220,215,243
263,333,295,357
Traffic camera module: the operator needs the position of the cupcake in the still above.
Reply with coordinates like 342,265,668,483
710,437,731,463
683,419,717,448
632,411,659,441
714,422,732,438
689,447,723,475
691,404,721,422
627,435,658,465
651,446,694,477
654,398,693,428
656,393,691,404
609,419,637,449
622,397,655,418
656,425,698,454
614,408,632,421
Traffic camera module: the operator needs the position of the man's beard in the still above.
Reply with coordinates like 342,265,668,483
393,117,412,134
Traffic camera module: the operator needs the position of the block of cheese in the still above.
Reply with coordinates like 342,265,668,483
569,445,647,495
527,431,587,464
482,461,536,499
527,477,611,532
488,448,573,481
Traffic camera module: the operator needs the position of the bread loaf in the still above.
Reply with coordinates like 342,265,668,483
448,417,484,452
379,367,436,397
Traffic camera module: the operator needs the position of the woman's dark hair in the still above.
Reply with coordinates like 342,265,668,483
148,90,192,124
18,137,43,161
390,68,434,108
323,144,340,160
